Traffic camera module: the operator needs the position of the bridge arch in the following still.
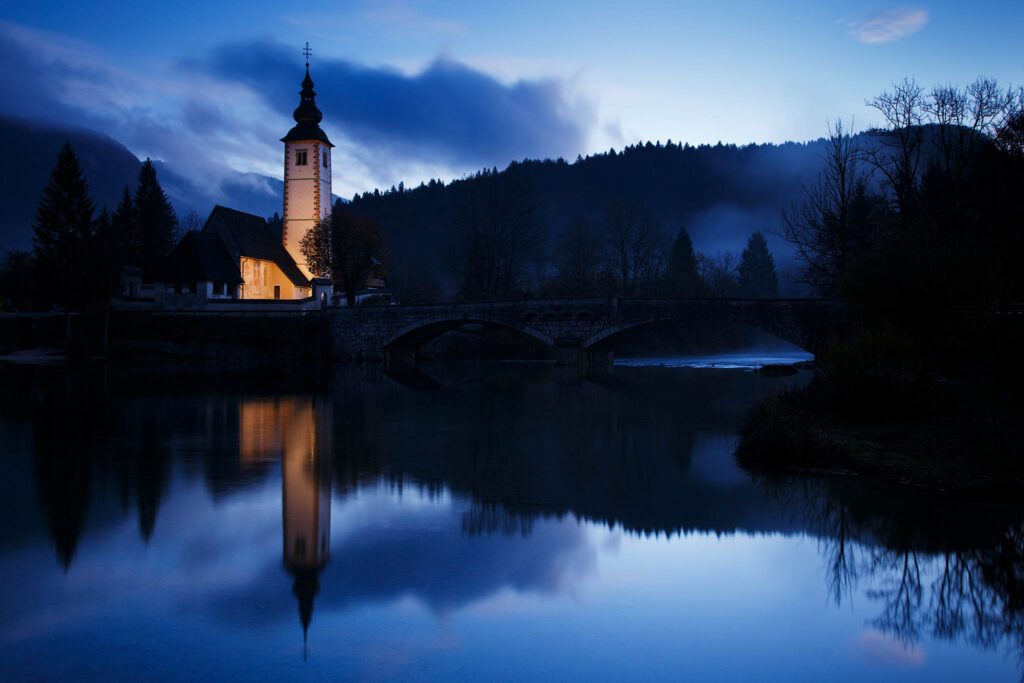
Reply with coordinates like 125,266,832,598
384,316,556,352
582,314,819,356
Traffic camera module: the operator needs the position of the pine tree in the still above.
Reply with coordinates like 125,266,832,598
663,226,702,297
135,159,177,277
32,142,95,311
112,186,138,267
737,232,779,298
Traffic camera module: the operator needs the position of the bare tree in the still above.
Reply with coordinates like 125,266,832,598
449,170,543,300
602,198,664,296
779,119,880,295
994,87,1024,158
697,251,738,298
926,77,1015,189
177,210,203,241
864,77,926,224
553,216,602,296
331,205,388,306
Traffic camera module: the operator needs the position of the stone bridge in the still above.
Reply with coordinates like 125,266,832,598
327,298,848,367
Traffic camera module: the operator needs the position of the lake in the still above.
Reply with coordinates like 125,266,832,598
0,358,1019,681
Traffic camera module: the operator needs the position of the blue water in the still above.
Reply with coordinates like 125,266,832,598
617,349,813,369
0,360,1018,681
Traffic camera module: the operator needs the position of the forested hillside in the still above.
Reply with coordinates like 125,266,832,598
349,139,831,298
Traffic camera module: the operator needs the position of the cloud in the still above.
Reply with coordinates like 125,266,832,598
849,8,929,44
191,39,594,170
0,21,284,196
0,20,594,198
852,629,927,665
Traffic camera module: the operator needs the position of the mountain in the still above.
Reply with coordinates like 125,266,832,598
0,116,285,253
348,139,833,293
3,115,836,294
0,116,141,252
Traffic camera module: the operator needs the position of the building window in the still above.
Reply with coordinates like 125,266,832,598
274,285,281,300
295,150,308,166
322,151,328,168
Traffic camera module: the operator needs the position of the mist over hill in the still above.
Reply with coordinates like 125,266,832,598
350,139,833,295
2,114,844,295
0,116,284,253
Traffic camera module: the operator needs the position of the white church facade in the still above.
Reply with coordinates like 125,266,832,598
281,64,334,282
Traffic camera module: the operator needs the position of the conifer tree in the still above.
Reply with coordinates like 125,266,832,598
737,231,779,298
134,159,178,277
663,226,703,297
32,142,95,311
111,186,138,268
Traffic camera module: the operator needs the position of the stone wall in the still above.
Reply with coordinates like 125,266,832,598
326,298,849,363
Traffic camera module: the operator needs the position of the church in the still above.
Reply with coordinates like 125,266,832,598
153,58,338,302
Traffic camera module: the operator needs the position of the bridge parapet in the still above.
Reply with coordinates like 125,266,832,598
326,298,848,364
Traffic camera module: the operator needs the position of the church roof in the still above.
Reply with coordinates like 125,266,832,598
157,231,243,285
202,206,310,287
281,122,334,146
281,65,334,147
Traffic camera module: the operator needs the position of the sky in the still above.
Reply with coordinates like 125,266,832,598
0,0,1022,199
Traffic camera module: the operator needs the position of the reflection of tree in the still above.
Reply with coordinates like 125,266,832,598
132,417,170,542
329,364,800,537
867,549,924,644
29,370,104,570
34,424,91,570
757,473,1024,669
462,502,535,537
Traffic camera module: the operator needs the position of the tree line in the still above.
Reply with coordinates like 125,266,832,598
437,165,779,302
781,77,1023,311
0,142,178,314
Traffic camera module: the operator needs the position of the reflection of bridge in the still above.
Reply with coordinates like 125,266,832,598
328,298,848,367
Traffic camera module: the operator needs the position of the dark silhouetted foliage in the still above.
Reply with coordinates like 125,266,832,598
328,202,389,306
135,159,177,278
31,142,96,311
663,226,703,297
448,169,543,300
737,232,779,298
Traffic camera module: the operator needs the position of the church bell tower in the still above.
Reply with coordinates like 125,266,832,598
282,44,333,280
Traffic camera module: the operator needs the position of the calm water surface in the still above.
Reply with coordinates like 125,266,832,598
0,360,1020,681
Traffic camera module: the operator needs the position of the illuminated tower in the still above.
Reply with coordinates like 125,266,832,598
282,44,333,280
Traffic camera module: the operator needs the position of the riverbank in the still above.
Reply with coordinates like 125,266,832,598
735,375,1024,502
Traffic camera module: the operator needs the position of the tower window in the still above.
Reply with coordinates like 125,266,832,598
295,150,308,166
322,151,328,168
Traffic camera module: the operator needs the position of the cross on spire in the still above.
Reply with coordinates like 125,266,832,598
302,42,312,67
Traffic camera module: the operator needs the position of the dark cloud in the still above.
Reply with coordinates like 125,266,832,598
205,501,595,629
193,40,593,168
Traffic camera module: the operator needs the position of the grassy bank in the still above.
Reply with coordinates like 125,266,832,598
737,326,1024,501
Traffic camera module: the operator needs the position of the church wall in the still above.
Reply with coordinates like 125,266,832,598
240,257,309,300
319,144,332,216
283,140,329,281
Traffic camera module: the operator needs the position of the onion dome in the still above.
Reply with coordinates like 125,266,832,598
281,65,334,147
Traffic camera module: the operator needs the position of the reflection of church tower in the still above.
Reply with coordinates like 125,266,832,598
278,397,332,654
238,395,333,653
282,44,334,280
